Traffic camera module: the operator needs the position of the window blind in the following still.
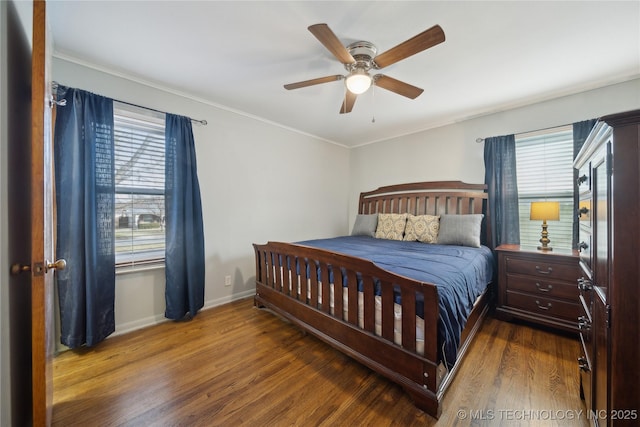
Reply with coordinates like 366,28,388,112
516,126,574,250
113,103,166,266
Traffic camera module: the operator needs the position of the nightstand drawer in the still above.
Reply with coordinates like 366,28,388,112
505,274,578,300
505,257,577,282
506,291,580,322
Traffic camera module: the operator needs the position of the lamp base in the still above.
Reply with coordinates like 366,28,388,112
537,220,553,251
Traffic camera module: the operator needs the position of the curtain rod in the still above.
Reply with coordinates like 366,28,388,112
52,81,208,126
476,122,577,143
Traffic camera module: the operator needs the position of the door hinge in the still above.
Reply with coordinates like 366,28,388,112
605,304,611,328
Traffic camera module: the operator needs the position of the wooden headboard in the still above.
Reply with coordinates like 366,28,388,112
357,181,491,247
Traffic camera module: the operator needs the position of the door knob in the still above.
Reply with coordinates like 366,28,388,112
10,263,31,275
46,259,66,272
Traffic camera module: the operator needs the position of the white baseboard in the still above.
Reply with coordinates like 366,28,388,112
112,289,256,337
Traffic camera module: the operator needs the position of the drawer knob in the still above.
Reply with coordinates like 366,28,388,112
535,300,552,310
577,277,593,291
578,357,590,372
578,206,590,217
535,282,553,292
535,265,553,275
578,315,591,331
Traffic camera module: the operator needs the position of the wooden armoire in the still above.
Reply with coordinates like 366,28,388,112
574,109,640,426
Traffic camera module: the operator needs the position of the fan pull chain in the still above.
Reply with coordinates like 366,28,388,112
371,82,376,123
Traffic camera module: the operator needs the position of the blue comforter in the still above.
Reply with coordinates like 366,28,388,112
296,236,494,369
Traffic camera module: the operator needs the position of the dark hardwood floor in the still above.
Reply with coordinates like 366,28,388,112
52,297,588,426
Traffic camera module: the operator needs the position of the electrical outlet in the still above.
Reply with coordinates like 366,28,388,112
224,275,232,287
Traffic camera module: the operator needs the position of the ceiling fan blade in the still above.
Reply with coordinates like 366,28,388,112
374,75,424,99
340,91,357,114
308,23,355,64
284,75,343,90
374,25,445,69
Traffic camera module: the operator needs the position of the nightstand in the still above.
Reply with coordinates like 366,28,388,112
495,244,580,333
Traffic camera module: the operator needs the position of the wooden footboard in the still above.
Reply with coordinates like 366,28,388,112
254,241,445,416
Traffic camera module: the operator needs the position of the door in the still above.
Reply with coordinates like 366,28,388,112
7,0,56,425
590,139,611,426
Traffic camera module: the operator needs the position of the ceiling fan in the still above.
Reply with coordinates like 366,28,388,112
284,23,445,114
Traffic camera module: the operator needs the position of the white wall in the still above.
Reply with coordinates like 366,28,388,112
53,58,351,334
50,59,640,337
348,78,640,224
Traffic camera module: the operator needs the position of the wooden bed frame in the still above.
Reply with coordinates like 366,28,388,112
253,181,493,418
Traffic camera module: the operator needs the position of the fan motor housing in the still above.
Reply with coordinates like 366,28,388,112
345,41,377,72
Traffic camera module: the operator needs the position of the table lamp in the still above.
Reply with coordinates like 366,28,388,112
530,201,560,251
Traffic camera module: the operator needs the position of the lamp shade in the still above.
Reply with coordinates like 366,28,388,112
530,201,560,221
345,70,372,94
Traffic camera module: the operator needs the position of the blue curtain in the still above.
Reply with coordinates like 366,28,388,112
572,119,597,248
164,114,205,320
484,134,520,248
54,86,115,348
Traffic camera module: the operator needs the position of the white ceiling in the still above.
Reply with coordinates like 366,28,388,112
47,1,640,147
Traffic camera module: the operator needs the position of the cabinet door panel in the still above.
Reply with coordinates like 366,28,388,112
592,291,608,426
592,143,610,299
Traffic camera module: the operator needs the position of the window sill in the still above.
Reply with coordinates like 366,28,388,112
116,261,165,275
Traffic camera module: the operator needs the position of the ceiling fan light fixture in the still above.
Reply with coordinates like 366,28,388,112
285,24,443,113
345,69,372,95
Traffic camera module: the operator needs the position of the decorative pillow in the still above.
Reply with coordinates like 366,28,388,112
351,213,378,237
374,213,408,241
437,214,484,248
403,214,440,243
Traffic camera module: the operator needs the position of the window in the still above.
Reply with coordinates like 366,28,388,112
515,126,574,251
114,103,166,266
